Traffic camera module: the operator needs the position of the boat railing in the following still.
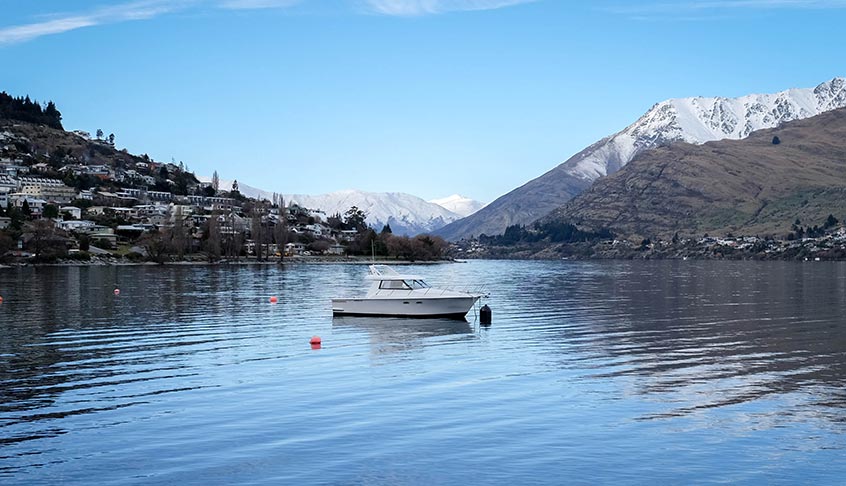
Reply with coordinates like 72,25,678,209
369,279,489,298
436,284,490,298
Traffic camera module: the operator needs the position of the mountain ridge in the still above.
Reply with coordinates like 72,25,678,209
435,77,846,241
540,106,846,240
427,194,485,217
197,177,482,236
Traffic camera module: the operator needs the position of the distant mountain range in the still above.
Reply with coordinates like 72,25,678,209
435,77,846,241
543,107,846,239
198,177,484,236
427,194,486,217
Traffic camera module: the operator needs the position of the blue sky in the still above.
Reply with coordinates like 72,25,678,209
1,0,844,202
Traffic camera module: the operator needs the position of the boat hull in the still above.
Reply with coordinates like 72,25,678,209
332,296,479,318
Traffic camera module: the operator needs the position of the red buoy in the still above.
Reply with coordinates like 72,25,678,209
114,289,120,296
0,296,4,304
269,296,278,304
310,336,321,345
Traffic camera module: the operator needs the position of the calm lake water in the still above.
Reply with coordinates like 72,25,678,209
1,260,845,485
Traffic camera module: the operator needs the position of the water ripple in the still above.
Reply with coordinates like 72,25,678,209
1,261,845,484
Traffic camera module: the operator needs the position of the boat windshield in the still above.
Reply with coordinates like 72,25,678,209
379,280,411,290
377,279,430,290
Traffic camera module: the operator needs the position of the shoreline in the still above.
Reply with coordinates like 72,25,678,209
0,255,459,268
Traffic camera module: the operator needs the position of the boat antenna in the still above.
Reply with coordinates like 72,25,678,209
371,239,376,263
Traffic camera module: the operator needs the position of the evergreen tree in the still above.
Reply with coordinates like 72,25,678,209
43,101,62,127
42,204,59,219
824,214,838,229
344,206,367,232
0,92,63,128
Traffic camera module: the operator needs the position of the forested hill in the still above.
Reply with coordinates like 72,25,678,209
0,91,63,130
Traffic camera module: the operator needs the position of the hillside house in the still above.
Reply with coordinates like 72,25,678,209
18,177,77,204
57,220,95,232
60,206,82,219
285,242,306,256
12,196,46,214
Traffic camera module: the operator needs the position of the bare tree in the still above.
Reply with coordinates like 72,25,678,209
211,170,220,192
171,206,187,259
224,212,242,260
138,229,171,264
251,210,264,261
23,219,61,259
205,212,222,262
273,204,288,262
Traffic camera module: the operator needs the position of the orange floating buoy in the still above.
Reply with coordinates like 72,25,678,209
269,296,278,304
114,289,120,296
310,336,321,345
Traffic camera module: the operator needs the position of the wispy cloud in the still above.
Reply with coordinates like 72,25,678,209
605,0,846,18
0,0,197,45
362,0,538,16
0,0,536,45
217,0,303,10
0,0,305,46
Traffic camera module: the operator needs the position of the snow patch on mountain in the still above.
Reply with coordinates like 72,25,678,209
567,77,846,181
285,190,462,236
434,77,846,241
196,177,463,235
428,194,485,217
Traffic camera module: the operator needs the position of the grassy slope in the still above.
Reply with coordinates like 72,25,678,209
543,107,846,239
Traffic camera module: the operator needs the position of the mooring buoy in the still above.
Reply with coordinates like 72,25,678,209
480,304,492,325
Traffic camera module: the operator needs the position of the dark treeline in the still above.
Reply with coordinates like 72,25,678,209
0,92,63,129
480,221,613,246
344,227,449,261
787,214,839,240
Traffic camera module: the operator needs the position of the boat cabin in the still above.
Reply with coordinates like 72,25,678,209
366,265,431,293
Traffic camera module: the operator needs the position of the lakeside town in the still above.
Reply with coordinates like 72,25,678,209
0,119,449,265
455,222,846,261
3,93,846,265
3,134,845,265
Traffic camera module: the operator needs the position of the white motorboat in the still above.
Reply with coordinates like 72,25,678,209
332,265,485,318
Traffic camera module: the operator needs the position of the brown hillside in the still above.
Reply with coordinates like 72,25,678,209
1,119,144,169
543,107,846,240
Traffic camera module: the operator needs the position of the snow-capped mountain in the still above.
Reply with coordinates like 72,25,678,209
428,194,485,217
197,177,463,235
435,77,846,241
285,190,462,236
567,76,846,181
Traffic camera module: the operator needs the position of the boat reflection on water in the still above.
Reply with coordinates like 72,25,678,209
332,315,474,356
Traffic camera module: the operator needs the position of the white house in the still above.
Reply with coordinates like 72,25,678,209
57,220,95,232
305,224,324,237
60,206,82,219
